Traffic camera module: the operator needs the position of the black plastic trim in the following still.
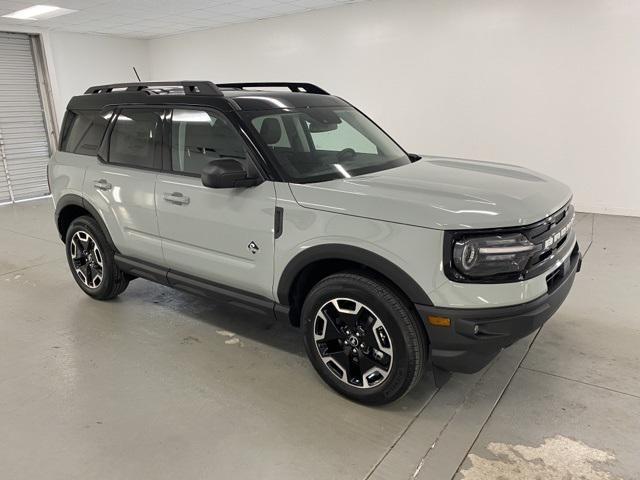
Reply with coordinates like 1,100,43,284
274,207,284,239
85,81,223,96
114,255,168,285
114,254,281,316
276,244,433,306
54,194,117,250
218,82,329,95
167,271,273,311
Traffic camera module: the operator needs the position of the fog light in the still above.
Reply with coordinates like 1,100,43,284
428,316,451,327
473,324,480,335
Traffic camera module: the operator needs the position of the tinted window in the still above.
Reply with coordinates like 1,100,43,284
109,109,162,169
245,107,409,183
308,118,377,154
171,109,247,175
60,110,112,156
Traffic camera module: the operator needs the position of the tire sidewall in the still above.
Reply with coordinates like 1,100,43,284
302,275,418,404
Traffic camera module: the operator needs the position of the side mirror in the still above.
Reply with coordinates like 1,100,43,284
201,159,261,189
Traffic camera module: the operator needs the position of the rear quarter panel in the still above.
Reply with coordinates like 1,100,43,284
49,151,87,207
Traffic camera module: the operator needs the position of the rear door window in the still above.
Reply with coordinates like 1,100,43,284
108,109,163,169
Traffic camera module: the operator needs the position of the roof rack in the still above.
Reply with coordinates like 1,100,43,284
217,82,330,95
84,81,223,96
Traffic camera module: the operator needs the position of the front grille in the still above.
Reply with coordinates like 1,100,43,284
521,203,575,279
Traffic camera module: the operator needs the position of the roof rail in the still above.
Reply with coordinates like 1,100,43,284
84,81,223,96
217,82,330,95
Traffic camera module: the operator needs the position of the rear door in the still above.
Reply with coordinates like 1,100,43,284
155,107,276,299
83,107,165,264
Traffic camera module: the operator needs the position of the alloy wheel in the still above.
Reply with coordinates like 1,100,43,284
70,230,103,289
313,298,393,388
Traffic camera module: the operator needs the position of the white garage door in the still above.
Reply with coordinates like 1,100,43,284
0,31,51,204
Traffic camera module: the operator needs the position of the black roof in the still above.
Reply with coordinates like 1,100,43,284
67,81,349,112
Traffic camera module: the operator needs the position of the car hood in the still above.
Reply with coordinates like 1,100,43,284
288,156,572,230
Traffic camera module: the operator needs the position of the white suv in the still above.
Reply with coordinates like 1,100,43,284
49,81,581,404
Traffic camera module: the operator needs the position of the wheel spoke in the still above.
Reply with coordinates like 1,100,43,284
346,355,364,386
355,306,373,328
316,339,344,357
319,307,343,341
364,348,392,370
78,237,89,251
329,299,361,329
84,263,94,287
361,328,378,351
330,351,364,387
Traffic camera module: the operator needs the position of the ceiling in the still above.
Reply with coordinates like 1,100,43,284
0,0,366,39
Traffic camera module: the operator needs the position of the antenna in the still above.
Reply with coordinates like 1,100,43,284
132,66,141,82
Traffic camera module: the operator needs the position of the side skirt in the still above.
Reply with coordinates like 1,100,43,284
114,254,290,321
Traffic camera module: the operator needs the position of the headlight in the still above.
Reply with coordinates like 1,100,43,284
445,203,576,283
452,233,538,279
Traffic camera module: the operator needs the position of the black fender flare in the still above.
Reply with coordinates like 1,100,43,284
55,194,117,250
276,244,433,306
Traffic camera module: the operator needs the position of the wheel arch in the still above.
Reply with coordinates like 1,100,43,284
55,194,117,250
277,244,433,326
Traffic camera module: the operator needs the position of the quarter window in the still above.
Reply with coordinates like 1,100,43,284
108,109,162,169
60,110,112,156
171,109,247,175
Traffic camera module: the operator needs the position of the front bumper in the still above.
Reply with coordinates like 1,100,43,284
416,243,581,374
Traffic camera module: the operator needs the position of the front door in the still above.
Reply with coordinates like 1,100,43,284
155,108,276,299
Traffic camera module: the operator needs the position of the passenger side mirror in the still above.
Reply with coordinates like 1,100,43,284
201,158,261,189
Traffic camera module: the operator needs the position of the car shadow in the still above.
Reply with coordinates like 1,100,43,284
133,280,306,357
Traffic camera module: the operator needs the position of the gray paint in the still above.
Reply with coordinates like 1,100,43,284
290,156,573,230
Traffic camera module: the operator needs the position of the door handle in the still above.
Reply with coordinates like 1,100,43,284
93,179,112,191
163,192,190,205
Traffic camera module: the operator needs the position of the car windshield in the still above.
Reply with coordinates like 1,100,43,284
243,107,411,183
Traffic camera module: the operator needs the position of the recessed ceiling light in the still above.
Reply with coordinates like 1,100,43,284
2,5,76,21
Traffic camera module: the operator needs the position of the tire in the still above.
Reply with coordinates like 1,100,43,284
302,272,427,405
65,215,129,300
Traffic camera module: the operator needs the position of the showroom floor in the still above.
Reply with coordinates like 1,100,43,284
0,199,638,480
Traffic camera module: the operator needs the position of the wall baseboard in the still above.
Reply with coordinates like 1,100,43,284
574,204,640,218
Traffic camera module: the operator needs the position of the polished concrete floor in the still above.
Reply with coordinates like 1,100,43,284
0,199,638,480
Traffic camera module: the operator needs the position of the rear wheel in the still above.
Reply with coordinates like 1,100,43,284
65,216,129,300
302,272,426,405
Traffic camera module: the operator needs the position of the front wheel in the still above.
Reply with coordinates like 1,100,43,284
302,272,427,405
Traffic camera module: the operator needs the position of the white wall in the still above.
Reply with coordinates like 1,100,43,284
148,0,640,216
47,32,150,126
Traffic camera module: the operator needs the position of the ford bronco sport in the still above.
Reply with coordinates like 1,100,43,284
49,81,581,405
